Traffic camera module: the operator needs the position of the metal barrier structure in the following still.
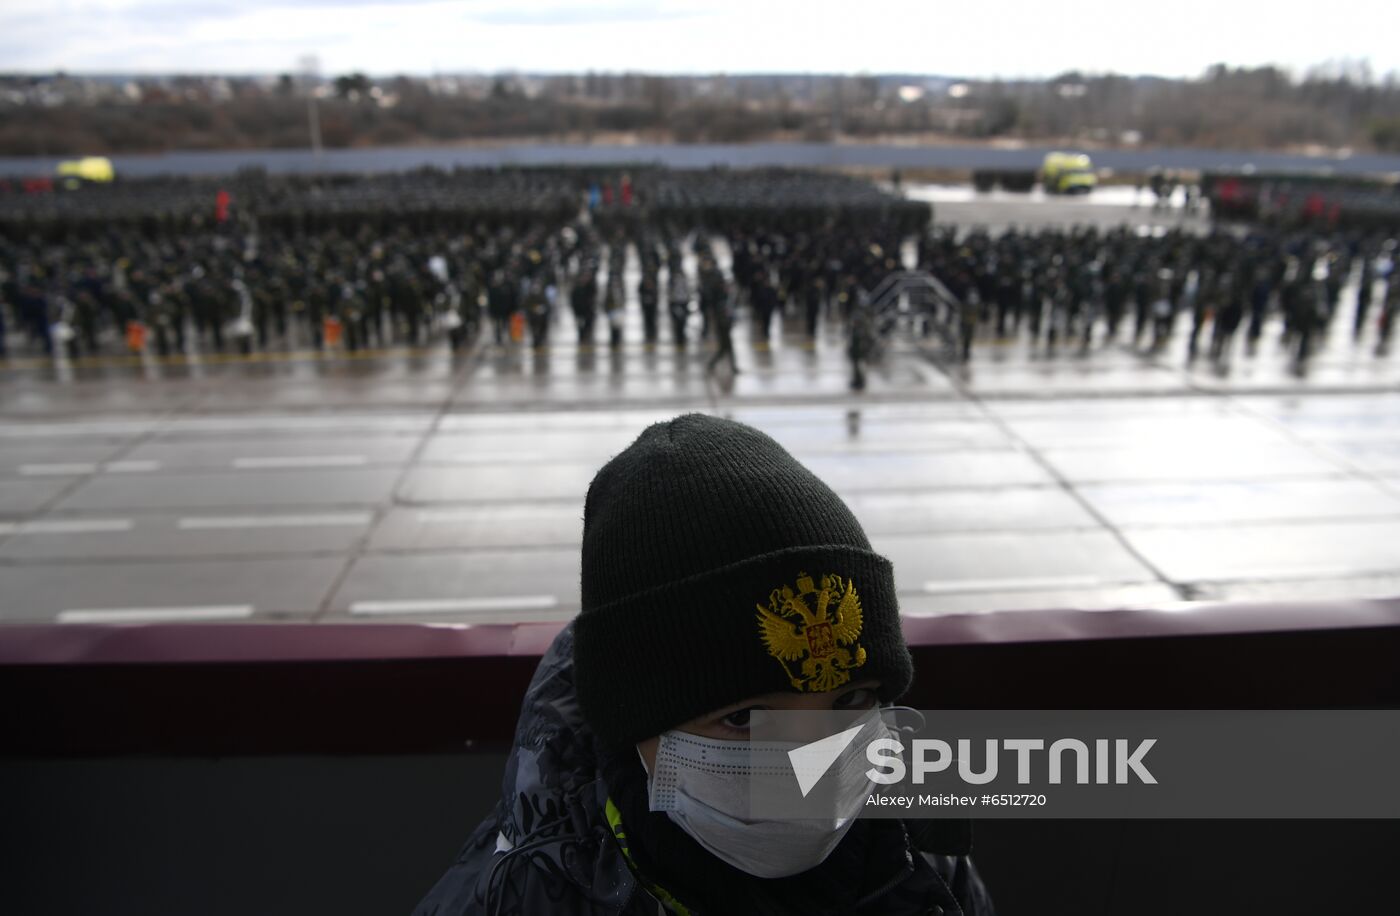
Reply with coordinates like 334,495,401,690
858,268,962,364
4,598,1399,755
3,599,1399,915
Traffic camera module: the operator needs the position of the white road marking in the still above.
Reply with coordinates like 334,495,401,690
104,460,162,473
0,421,158,439
922,574,1107,594
1203,565,1376,582
415,509,480,523
19,462,98,476
415,507,574,524
349,596,559,616
232,455,368,469
178,512,372,530
163,417,432,434
17,460,162,475
451,451,552,464
0,518,134,535
57,604,255,624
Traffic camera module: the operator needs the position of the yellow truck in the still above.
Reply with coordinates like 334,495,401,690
1042,151,1096,194
56,156,115,186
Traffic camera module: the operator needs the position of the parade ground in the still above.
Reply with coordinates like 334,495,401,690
2,193,1398,626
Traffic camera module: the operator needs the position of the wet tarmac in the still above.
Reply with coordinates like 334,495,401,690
2,198,1398,626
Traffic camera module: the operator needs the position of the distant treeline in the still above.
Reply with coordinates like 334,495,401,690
3,64,1399,156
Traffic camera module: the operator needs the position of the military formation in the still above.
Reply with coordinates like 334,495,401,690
0,168,927,388
1,166,1395,386
0,168,574,358
917,223,1399,369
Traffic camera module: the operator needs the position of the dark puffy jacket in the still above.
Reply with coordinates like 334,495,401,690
414,623,995,916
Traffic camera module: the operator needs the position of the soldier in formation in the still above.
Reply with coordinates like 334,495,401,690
3,166,1394,385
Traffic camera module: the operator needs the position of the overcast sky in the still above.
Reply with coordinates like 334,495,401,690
3,0,1397,80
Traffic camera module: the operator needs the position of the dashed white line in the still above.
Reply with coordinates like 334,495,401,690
1198,564,1374,582
232,455,368,469
57,604,256,624
0,422,158,439
415,509,480,523
178,512,372,530
19,462,98,476
349,596,559,616
14,461,161,476
922,574,1107,594
451,451,554,464
0,518,134,535
104,460,162,473
415,507,574,524
165,417,431,434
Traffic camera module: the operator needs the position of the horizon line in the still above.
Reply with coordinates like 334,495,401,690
4,63,1388,84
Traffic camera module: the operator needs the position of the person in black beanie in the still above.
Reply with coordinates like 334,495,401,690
414,414,994,916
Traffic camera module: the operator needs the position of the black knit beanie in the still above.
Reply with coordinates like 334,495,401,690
573,413,913,751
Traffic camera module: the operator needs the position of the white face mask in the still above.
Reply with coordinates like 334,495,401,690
638,708,887,879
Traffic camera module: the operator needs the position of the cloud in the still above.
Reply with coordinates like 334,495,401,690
2,0,1398,78
464,2,706,26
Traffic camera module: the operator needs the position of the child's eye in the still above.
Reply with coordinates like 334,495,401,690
721,708,755,730
833,688,877,710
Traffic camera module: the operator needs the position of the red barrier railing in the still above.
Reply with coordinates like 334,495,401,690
3,598,1398,756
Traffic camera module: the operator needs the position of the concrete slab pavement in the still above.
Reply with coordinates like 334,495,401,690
3,198,1398,626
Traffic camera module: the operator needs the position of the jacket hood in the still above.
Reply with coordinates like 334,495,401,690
413,621,640,916
491,621,637,906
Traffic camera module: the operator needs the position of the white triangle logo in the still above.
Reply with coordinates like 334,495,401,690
788,723,866,798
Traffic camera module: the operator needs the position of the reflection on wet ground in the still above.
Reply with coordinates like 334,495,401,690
2,199,1397,626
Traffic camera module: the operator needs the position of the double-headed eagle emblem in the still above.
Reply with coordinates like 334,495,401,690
757,572,868,692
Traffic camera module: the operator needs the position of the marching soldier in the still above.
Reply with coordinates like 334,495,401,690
706,284,739,377
667,266,692,349
848,301,876,389
638,270,660,344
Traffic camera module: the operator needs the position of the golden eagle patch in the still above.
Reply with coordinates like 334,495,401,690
757,572,868,692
